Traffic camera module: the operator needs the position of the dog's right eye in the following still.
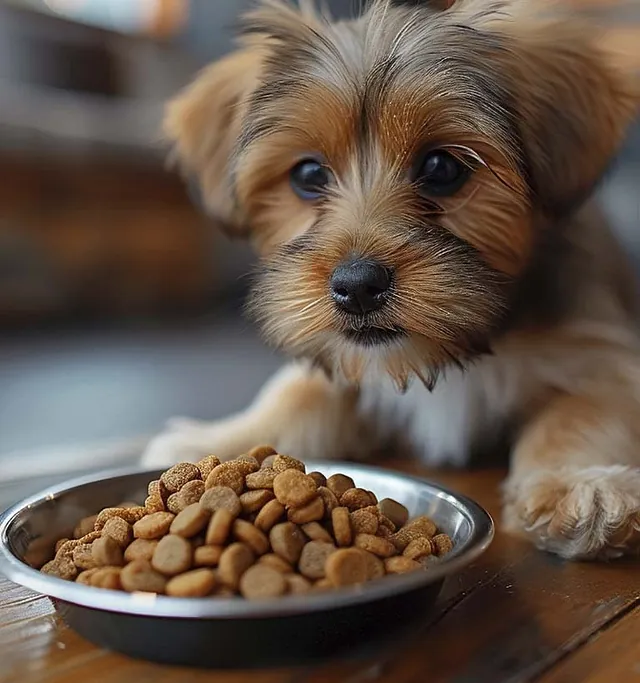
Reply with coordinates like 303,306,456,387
290,159,333,200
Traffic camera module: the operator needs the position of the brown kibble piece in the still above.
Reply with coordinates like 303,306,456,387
233,519,269,556
55,538,70,554
331,507,352,547
232,455,261,476
133,512,175,540
404,537,434,561
92,536,124,567
73,515,98,539
161,462,201,493
254,499,286,533
288,496,324,524
340,488,377,512
95,506,146,531
148,479,169,501
378,498,409,529
301,522,333,543
240,489,275,514
205,465,244,495
326,474,355,500
76,568,99,585
145,494,165,513
124,539,158,563
317,487,339,518
379,515,397,533
247,445,277,464
350,509,379,535
272,455,306,473
362,551,385,580
384,556,421,574
308,472,327,488
404,515,437,538
102,517,133,548
313,578,332,591
199,486,242,517
194,545,223,567
259,553,293,574
42,556,78,580
118,501,140,509
152,535,192,576
285,573,312,594
299,541,336,580
245,468,278,490
72,544,96,570
240,565,287,600
355,534,396,558
325,548,368,587
218,543,255,589
120,560,166,593
167,480,206,514
261,454,277,469
431,534,453,557
90,567,122,590
170,503,211,538
196,455,221,480
269,522,307,564
273,470,317,508
166,569,216,597
205,508,235,545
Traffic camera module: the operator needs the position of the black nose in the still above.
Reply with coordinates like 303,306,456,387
330,258,392,315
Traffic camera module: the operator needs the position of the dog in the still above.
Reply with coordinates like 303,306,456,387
141,0,640,560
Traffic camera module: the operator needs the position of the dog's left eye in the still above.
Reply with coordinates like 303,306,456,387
290,159,333,200
414,150,470,197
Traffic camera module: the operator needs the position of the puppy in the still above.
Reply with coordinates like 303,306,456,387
142,0,640,560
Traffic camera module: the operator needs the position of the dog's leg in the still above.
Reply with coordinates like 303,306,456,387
503,392,640,560
140,362,370,468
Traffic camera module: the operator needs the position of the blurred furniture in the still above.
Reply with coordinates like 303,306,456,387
2,462,640,683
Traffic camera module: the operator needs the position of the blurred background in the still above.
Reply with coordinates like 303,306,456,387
0,0,638,496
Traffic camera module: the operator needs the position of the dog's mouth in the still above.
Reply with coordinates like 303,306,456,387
342,326,406,347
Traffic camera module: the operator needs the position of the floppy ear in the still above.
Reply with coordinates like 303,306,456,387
163,47,263,235
493,10,639,216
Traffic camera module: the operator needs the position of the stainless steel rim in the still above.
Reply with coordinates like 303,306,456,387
0,462,494,619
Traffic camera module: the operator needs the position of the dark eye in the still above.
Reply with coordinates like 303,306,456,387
415,149,471,197
290,159,333,200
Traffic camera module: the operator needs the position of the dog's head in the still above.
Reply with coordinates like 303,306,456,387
166,0,637,389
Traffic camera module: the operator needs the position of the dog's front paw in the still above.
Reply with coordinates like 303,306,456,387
503,466,640,560
140,418,261,470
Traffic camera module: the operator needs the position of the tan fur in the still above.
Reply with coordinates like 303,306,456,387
144,0,640,560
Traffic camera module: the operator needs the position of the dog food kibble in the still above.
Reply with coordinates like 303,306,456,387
325,548,368,586
254,499,286,532
205,508,235,545
378,498,409,529
124,538,158,563
199,486,242,517
299,541,337,580
240,564,287,599
287,496,324,524
170,503,211,538
120,560,167,594
133,512,175,540
269,522,307,564
167,479,206,514
41,451,453,599
218,543,255,589
326,474,355,500
166,568,216,597
194,544,223,567
273,470,317,508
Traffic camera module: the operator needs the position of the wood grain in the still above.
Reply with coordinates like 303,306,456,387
2,465,639,683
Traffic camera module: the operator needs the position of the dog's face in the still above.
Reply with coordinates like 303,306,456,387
166,0,637,389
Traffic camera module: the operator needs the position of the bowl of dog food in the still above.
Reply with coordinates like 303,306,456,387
0,448,493,668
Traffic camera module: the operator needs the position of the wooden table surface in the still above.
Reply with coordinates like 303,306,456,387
1,462,639,683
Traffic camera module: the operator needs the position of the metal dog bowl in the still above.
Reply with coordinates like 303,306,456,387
0,461,493,669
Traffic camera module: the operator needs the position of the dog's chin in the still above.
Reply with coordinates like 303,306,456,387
341,325,406,348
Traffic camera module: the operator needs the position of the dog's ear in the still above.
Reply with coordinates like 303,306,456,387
491,10,638,217
163,47,263,235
